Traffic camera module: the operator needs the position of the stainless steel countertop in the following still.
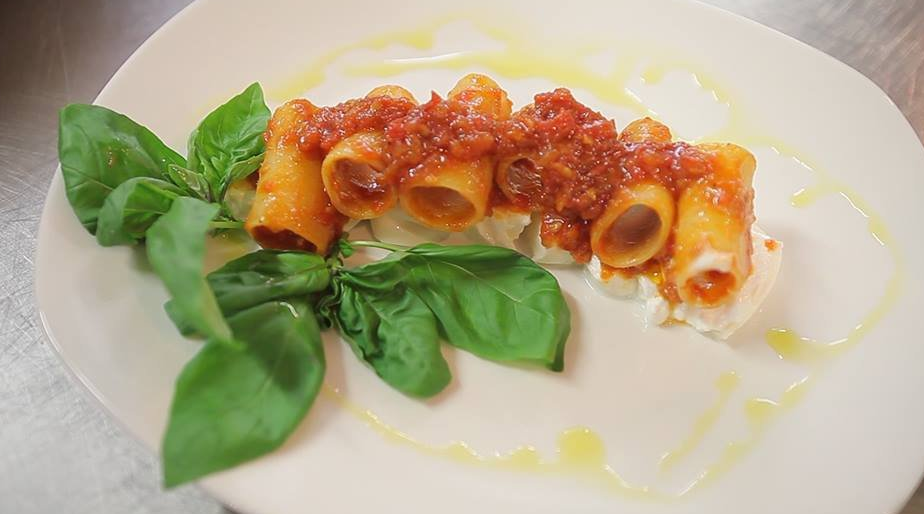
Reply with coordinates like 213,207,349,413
1,1,922,512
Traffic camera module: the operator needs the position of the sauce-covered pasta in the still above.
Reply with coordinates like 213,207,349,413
247,74,763,313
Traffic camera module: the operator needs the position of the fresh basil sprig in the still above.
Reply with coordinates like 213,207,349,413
186,82,269,202
146,197,235,345
162,299,325,488
147,202,331,487
58,104,186,232
165,163,213,202
96,177,184,246
57,91,573,489
57,82,270,242
207,250,332,315
147,236,571,486
338,241,571,371
333,272,451,398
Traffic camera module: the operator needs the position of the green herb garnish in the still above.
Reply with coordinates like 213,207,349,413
185,82,269,203
162,299,325,488
58,103,186,232
56,84,572,488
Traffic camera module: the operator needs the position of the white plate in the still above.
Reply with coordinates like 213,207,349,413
36,0,924,513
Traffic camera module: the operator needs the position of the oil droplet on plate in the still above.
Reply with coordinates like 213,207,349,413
557,427,606,468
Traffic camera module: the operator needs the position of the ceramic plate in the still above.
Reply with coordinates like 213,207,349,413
37,0,924,512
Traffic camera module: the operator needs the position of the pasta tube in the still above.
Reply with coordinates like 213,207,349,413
399,159,493,231
320,130,392,219
671,143,756,307
619,117,673,143
447,73,513,118
398,74,511,231
366,84,417,102
590,182,675,268
246,100,345,254
320,86,416,219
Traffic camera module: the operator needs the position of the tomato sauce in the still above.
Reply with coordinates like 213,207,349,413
498,89,621,220
282,85,751,264
385,92,498,180
296,95,416,155
491,89,751,262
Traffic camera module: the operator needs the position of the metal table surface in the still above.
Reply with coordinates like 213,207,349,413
1,1,922,512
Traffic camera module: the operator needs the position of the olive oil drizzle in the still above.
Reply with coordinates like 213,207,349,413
659,372,740,473
322,386,666,499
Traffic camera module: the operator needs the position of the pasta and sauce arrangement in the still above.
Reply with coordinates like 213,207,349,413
248,73,781,339
48,1,917,502
57,73,782,487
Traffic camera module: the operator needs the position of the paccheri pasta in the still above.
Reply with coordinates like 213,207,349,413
246,99,346,254
248,74,778,327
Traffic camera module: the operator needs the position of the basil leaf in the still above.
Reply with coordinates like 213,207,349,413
367,244,571,371
58,104,185,233
162,299,325,488
207,250,331,316
165,163,213,202
224,153,264,187
164,299,199,338
335,275,451,398
146,197,232,344
95,177,183,247
187,83,270,200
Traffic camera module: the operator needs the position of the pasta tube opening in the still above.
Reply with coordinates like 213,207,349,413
404,185,478,228
686,269,737,305
396,75,508,231
496,155,542,206
249,227,318,253
590,183,674,268
400,156,492,231
320,85,417,219
321,131,393,219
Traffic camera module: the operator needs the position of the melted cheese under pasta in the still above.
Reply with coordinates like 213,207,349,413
586,226,782,339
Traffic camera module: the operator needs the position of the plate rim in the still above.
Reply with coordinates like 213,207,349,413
34,0,924,512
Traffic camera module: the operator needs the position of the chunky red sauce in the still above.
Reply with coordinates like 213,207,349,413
385,92,498,180
539,212,593,263
491,89,751,263
498,89,620,217
282,85,752,264
296,95,416,155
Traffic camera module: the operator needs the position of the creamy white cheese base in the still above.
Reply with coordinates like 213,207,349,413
371,209,532,250
672,228,782,339
586,256,638,297
637,275,671,327
586,226,782,339
469,211,532,249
